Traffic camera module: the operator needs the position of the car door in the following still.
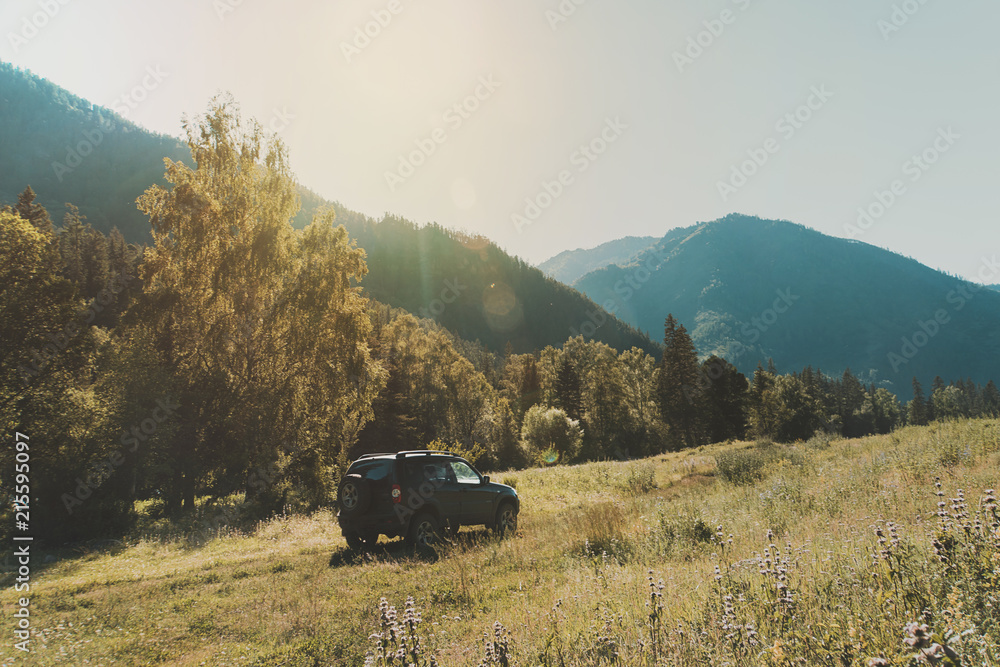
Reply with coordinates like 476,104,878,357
449,460,493,525
414,459,463,523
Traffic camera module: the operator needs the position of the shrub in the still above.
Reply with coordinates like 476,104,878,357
714,448,768,485
520,405,584,465
618,463,657,495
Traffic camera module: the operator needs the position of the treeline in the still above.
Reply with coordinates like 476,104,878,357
2,98,997,545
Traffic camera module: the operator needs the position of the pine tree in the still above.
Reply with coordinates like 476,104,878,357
700,355,748,442
656,314,704,448
519,355,542,416
983,380,1000,418
355,347,419,455
14,186,53,236
555,357,583,422
909,377,929,426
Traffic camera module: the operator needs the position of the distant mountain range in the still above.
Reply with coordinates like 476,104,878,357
539,236,657,284
0,61,656,357
564,215,1000,392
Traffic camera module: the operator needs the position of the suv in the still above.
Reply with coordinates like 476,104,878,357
336,450,519,550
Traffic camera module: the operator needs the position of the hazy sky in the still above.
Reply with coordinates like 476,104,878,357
3,0,998,280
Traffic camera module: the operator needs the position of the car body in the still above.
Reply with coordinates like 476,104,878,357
336,450,519,549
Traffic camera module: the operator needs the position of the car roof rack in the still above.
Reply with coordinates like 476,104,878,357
356,452,395,460
395,450,455,458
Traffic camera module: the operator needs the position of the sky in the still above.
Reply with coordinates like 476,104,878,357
2,0,998,281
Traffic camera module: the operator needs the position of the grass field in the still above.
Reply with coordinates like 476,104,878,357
2,419,998,666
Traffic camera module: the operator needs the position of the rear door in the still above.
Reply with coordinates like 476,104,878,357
449,460,494,525
352,459,395,516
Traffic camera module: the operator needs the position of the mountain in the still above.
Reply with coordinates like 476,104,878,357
538,235,657,284
0,61,190,239
0,62,656,356
573,214,1000,392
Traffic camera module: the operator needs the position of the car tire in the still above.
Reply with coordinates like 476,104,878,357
494,503,518,538
338,473,371,516
407,513,441,549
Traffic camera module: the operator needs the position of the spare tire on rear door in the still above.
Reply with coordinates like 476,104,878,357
338,473,371,516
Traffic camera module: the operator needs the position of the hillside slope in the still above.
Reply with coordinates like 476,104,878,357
0,61,189,238
574,214,1000,391
0,63,655,356
538,235,657,284
4,419,997,665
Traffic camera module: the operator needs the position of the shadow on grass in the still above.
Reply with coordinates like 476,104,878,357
0,538,131,584
328,527,503,568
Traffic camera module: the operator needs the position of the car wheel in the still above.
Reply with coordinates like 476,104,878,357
407,513,441,549
338,474,371,516
494,503,518,537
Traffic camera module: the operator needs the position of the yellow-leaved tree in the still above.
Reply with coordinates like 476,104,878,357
134,97,382,512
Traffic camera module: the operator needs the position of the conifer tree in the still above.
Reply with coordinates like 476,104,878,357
555,357,583,422
656,314,704,447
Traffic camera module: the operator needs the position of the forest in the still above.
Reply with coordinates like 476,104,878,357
2,99,998,545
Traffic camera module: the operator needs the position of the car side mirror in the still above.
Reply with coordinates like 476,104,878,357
482,476,490,485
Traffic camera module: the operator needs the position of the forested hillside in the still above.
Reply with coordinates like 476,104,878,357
573,215,1000,394
0,62,189,238
0,62,654,357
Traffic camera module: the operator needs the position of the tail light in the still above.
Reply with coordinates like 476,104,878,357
391,484,402,503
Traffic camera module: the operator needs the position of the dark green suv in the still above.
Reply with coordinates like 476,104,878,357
336,450,519,550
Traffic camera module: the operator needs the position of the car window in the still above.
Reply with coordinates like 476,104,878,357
449,461,480,485
421,461,453,484
350,460,393,482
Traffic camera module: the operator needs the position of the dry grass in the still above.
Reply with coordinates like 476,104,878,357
1,419,998,665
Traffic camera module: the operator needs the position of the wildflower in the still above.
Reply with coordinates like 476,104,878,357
903,622,931,649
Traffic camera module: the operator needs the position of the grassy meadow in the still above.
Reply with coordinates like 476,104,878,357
2,419,998,666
